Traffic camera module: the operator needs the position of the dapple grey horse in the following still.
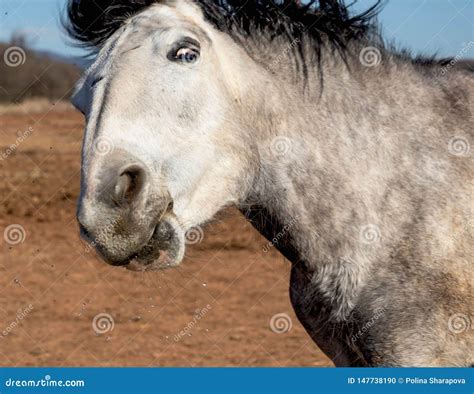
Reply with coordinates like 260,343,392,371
67,0,473,366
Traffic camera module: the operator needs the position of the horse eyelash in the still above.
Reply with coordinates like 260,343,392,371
174,37,201,51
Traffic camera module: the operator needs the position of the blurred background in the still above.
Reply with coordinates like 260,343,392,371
0,0,472,367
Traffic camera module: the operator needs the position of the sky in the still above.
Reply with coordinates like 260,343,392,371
0,0,473,60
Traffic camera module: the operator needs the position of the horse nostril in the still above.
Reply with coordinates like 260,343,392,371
116,172,133,201
114,165,145,205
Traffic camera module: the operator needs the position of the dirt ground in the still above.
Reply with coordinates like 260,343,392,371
0,106,331,366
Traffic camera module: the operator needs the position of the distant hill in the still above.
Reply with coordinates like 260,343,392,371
0,42,81,103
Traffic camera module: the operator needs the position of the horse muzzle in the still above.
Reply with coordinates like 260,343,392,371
77,149,185,271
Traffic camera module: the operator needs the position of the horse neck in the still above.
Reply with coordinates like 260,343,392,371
240,40,470,270
239,42,414,269
238,52,341,268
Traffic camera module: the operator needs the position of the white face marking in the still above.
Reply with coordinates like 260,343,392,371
73,0,253,267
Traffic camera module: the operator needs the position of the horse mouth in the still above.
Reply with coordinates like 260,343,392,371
123,217,185,272
80,214,185,272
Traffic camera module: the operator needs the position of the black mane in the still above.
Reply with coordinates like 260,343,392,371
65,0,382,53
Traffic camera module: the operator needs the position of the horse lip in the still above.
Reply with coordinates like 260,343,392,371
80,225,129,266
116,224,161,268
83,224,158,268
83,214,184,270
122,218,183,271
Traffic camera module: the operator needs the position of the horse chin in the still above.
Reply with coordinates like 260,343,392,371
124,215,185,272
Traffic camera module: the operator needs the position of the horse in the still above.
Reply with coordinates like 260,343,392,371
66,0,473,366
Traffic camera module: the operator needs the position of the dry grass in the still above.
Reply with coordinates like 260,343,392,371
0,98,75,115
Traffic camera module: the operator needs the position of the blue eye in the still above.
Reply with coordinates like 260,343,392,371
173,47,199,63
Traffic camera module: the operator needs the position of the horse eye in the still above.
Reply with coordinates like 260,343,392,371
172,47,199,63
